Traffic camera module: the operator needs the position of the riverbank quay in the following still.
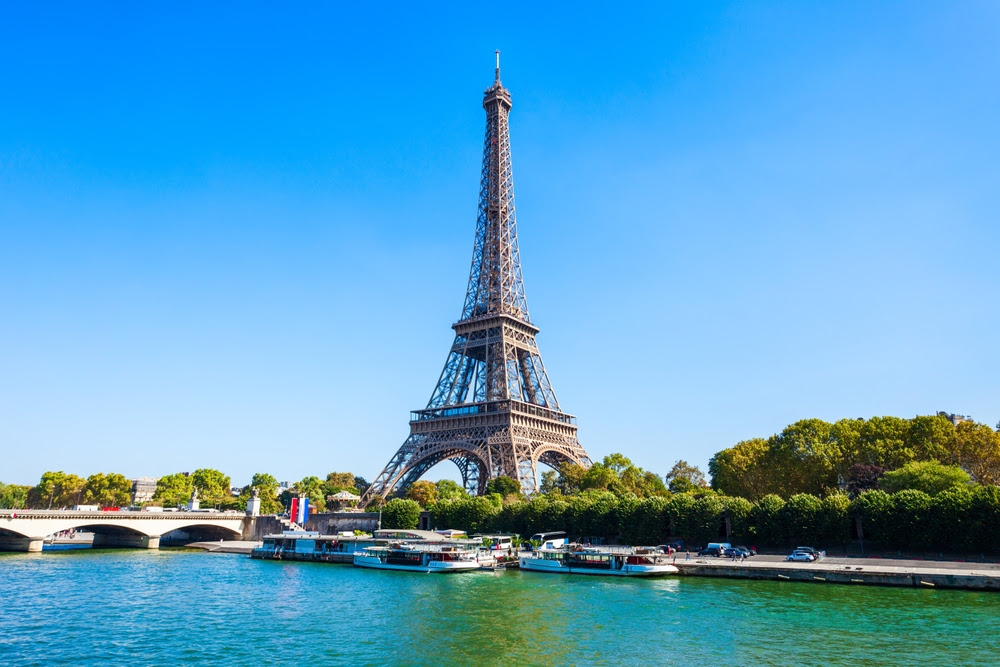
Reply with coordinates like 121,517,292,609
675,556,1000,591
184,540,257,554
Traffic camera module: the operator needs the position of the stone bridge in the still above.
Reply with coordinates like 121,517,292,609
0,510,253,552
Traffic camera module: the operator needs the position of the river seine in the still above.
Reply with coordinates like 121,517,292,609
1,549,997,665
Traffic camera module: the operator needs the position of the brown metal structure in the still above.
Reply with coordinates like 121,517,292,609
363,54,592,501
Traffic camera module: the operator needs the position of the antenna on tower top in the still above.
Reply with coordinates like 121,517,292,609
495,50,501,82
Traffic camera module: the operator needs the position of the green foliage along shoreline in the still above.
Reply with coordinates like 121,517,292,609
4,413,999,555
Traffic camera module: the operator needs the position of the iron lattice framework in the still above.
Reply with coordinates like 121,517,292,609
363,55,592,502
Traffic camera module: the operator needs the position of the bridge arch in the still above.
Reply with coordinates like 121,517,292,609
0,512,246,552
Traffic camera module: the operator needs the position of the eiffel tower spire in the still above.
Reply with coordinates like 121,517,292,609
363,57,592,501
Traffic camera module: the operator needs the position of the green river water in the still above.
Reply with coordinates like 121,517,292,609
1,550,998,665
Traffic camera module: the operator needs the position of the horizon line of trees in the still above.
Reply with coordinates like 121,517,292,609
0,469,373,516
4,413,997,526
379,481,1000,555
709,413,1000,500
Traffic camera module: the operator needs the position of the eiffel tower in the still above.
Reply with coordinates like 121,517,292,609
363,54,592,502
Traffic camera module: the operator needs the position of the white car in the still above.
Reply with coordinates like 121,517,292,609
785,551,816,562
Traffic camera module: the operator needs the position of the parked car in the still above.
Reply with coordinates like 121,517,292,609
785,551,817,562
794,546,826,559
698,546,724,557
734,545,756,556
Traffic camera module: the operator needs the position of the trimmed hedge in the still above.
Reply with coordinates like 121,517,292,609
426,487,1000,554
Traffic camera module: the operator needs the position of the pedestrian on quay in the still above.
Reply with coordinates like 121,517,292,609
685,551,691,561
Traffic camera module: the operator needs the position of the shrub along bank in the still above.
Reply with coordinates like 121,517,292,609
384,486,1000,555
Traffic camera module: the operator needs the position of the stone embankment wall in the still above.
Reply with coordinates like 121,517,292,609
245,516,284,540
676,561,1000,591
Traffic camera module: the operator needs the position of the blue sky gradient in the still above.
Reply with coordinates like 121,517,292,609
2,2,998,485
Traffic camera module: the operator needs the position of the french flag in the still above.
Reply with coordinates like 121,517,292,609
298,497,309,525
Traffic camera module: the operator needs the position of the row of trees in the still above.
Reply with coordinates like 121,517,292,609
0,468,372,514
1,471,136,509
709,414,1000,500
381,484,1000,555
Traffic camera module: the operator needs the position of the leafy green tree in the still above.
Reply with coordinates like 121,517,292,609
709,439,772,500
381,498,421,529
406,480,439,508
749,494,786,546
580,463,618,492
879,460,971,495
846,464,885,496
353,476,371,496
856,416,913,470
724,497,754,543
539,470,561,495
625,496,668,545
542,497,569,532
295,476,326,512
191,469,231,504
0,483,30,509
968,485,1000,553
950,422,1000,485
689,495,725,545
325,472,356,490
435,479,468,502
554,462,586,494
887,489,932,549
83,473,132,507
820,494,851,547
665,493,697,542
767,419,838,497
31,471,84,508
665,460,706,494
238,473,283,514
780,494,823,545
851,489,893,548
485,476,521,497
929,485,974,552
58,474,87,508
906,414,955,462
153,473,194,507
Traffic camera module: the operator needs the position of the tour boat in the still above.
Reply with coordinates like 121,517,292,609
353,543,480,573
519,545,679,577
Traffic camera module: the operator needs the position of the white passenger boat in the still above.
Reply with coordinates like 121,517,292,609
520,545,679,577
353,543,480,573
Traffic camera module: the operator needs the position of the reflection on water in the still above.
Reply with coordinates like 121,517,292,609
1,551,998,666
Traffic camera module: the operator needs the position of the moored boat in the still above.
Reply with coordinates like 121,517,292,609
353,543,480,573
251,531,379,563
520,545,679,577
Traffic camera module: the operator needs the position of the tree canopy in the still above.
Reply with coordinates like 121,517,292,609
485,476,521,497
710,414,1000,499
878,460,971,495
83,472,132,507
191,468,231,504
406,480,439,508
665,460,707,493
153,473,194,507
381,498,420,529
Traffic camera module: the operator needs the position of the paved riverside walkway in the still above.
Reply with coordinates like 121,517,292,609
675,554,1000,591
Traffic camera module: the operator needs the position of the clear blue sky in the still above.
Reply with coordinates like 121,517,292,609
2,2,998,486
